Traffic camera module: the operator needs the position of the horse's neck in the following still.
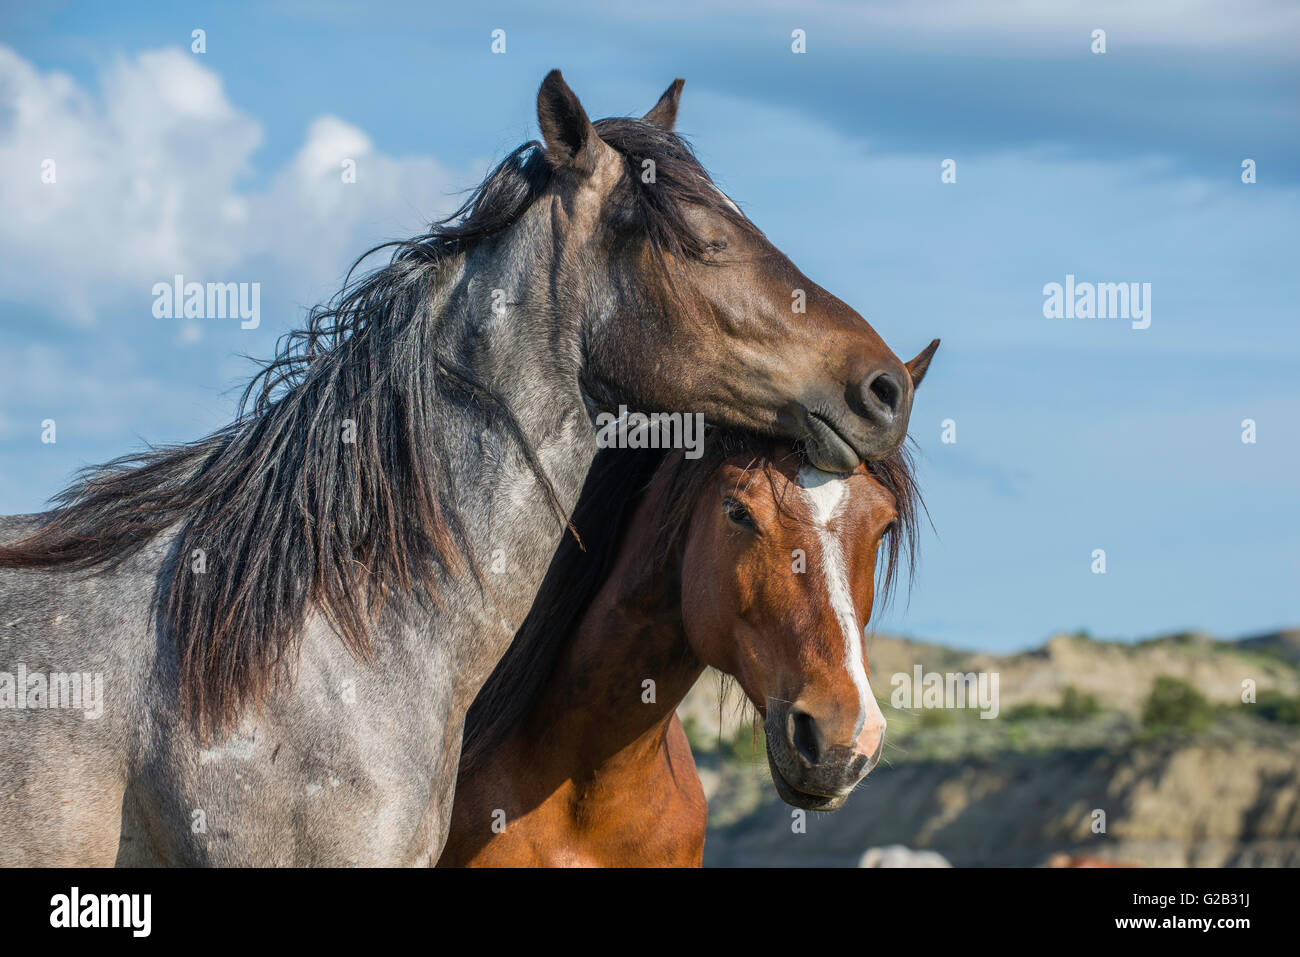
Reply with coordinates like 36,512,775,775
417,235,598,695
442,236,588,435
514,491,702,783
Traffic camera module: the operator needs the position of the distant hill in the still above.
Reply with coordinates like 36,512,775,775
680,628,1300,742
701,736,1300,867
680,627,1300,867
1239,629,1300,666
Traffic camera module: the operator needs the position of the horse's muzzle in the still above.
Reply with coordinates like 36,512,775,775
763,703,883,811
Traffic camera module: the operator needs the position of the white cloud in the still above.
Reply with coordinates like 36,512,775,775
0,45,465,324
254,115,463,284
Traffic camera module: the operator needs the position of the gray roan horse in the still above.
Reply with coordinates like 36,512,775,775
0,72,938,865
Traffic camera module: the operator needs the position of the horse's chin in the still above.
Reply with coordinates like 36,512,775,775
767,758,850,812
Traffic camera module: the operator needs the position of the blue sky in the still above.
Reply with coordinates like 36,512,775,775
0,1,1296,651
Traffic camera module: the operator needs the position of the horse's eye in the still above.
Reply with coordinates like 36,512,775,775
723,497,756,530
706,238,728,253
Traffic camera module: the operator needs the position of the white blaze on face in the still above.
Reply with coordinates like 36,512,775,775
795,465,884,740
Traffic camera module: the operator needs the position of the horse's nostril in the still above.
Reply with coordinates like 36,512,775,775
791,709,821,767
867,371,902,415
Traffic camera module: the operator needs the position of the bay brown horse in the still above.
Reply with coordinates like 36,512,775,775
438,419,929,867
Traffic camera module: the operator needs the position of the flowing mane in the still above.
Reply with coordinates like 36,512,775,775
459,433,921,771
0,118,755,734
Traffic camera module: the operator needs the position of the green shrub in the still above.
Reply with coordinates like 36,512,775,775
724,723,765,761
680,714,707,752
1141,676,1214,731
916,708,954,729
1251,690,1300,726
1004,702,1052,722
1003,686,1100,723
1058,685,1101,720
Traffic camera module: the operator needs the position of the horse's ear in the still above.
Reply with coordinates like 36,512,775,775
905,339,940,389
642,78,685,131
537,69,604,176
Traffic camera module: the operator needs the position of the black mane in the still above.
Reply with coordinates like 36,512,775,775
0,114,752,733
